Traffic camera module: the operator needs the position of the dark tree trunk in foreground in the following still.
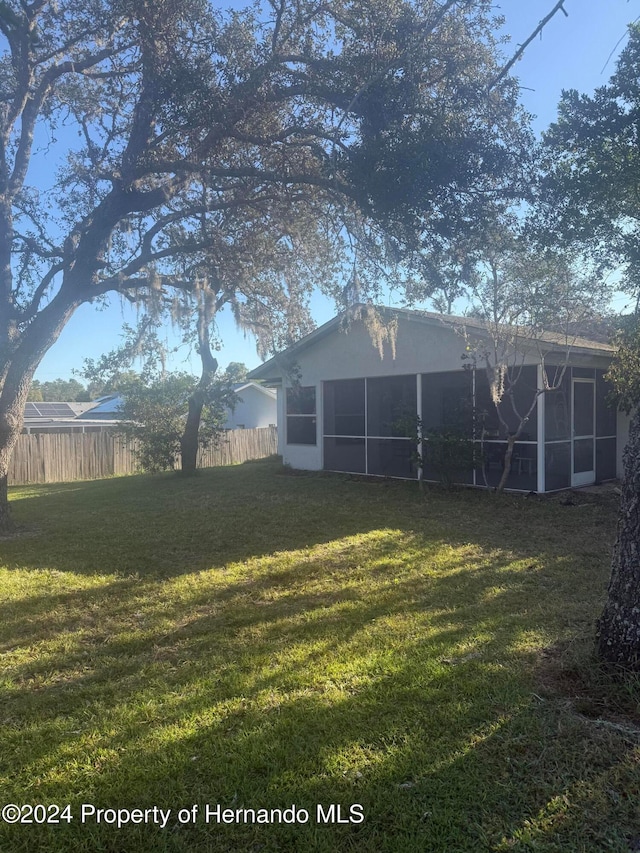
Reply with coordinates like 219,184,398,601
597,407,640,668
0,298,79,530
180,391,207,475
0,387,35,530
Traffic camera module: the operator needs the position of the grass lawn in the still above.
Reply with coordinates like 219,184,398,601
1,458,639,852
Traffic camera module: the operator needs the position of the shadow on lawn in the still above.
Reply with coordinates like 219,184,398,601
1,461,629,851
1,458,616,580
2,625,637,853
0,519,599,656
2,534,633,850
1,532,529,691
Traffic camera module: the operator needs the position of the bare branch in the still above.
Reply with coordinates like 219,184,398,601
490,1,569,90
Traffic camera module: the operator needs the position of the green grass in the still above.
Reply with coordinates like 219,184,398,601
0,459,638,852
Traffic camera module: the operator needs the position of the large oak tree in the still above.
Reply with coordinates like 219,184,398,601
0,0,532,529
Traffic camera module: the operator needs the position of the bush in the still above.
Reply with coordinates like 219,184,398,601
422,428,479,488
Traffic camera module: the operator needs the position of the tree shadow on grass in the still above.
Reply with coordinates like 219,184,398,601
0,462,626,851
0,513,595,658
2,642,637,852
1,459,617,583
1,512,630,853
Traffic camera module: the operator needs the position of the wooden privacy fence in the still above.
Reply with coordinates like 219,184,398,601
9,426,278,486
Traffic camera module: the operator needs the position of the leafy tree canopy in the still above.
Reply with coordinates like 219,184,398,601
224,362,248,384
28,378,90,401
539,22,640,669
541,24,640,293
540,23,640,412
0,0,534,527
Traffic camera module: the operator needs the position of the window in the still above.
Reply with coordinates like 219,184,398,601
545,442,570,491
324,437,366,473
476,366,538,441
596,437,617,481
596,370,617,437
422,371,473,437
367,438,415,477
286,386,316,445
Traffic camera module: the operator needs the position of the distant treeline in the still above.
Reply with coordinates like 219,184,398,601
28,378,91,402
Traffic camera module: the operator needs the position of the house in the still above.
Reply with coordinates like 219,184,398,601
76,394,124,421
248,307,625,493
22,400,118,433
224,382,277,430
75,384,277,430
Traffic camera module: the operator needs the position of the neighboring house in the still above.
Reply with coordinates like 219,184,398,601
22,400,118,433
224,382,277,430
76,394,124,421
74,385,277,430
248,307,624,493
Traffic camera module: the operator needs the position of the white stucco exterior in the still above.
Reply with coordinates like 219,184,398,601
224,382,277,430
282,312,550,385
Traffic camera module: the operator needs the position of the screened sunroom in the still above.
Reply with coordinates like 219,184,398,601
249,308,622,493
319,365,617,492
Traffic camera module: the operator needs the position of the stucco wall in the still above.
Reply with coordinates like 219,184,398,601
224,386,277,430
290,316,528,382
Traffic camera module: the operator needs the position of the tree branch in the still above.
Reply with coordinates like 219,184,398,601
490,1,569,90
12,230,62,259
9,46,120,195
23,260,64,317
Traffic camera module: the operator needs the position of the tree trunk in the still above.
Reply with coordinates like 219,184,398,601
0,380,33,531
596,407,640,668
179,297,218,476
493,388,541,494
0,294,80,528
180,393,205,475
496,434,517,493
0,385,32,531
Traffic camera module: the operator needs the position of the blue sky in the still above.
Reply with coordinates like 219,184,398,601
34,0,639,382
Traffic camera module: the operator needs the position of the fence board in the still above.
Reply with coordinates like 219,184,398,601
9,427,278,486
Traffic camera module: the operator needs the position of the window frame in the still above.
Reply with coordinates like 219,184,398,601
285,385,317,446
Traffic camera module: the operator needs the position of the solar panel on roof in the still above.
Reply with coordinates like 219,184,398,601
39,403,76,416
23,402,77,419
